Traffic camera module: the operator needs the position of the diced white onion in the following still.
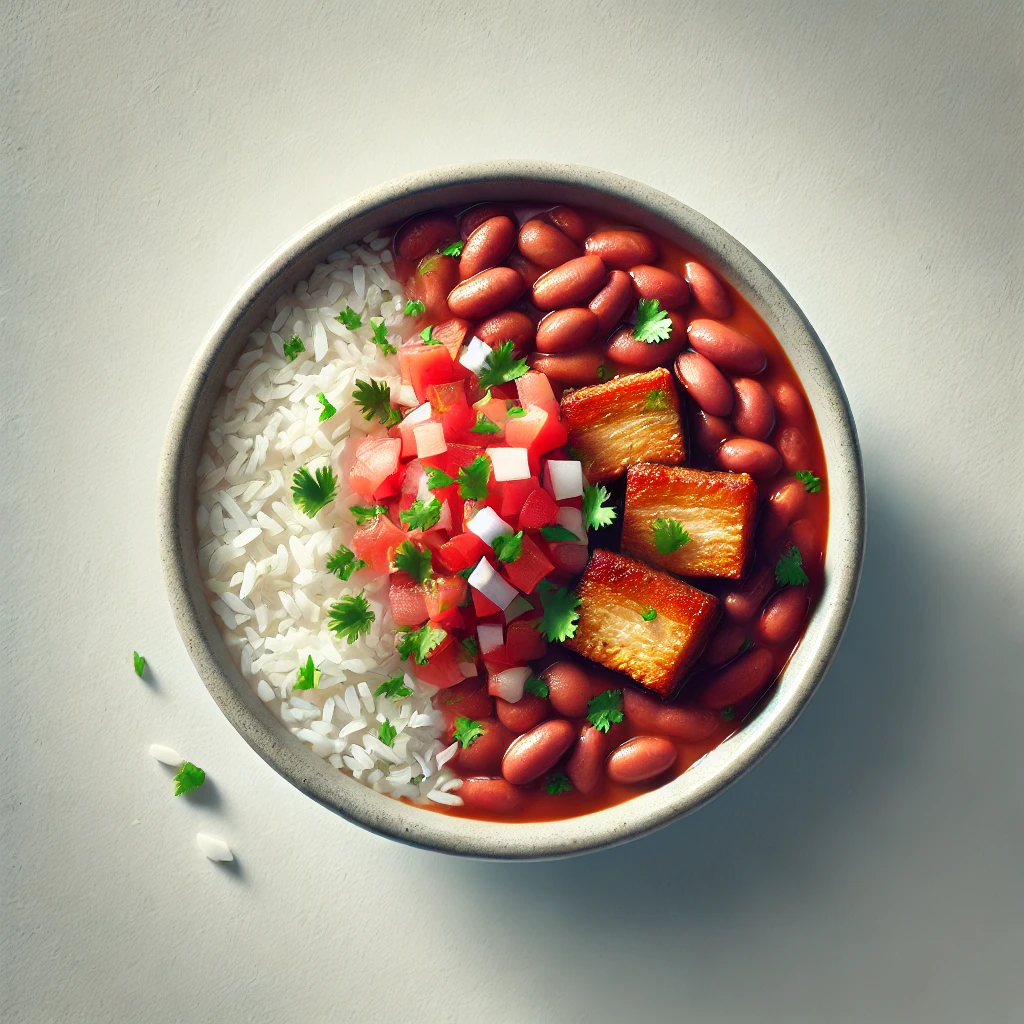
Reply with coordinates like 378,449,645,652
503,595,533,623
488,447,531,482
488,666,531,703
555,505,587,543
476,623,505,654
458,336,491,374
544,460,584,500
467,559,519,610
466,506,513,547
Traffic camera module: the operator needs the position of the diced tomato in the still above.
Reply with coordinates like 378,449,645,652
407,254,460,320
424,575,467,620
431,605,466,631
472,587,502,618
505,618,548,663
435,531,488,573
504,407,569,467
546,541,590,575
389,574,429,626
516,371,559,415
518,486,560,528
501,533,554,593
351,514,406,573
419,529,448,553
401,459,424,496
445,444,485,474
500,477,539,520
411,637,464,689
428,380,476,439
482,646,514,673
348,436,402,501
394,412,433,458
432,317,472,360
400,344,460,403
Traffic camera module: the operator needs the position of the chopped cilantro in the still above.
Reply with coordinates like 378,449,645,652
317,392,337,421
721,705,736,721
534,580,581,642
632,299,673,343
420,325,441,344
375,674,412,699
352,379,402,426
491,530,523,563
291,465,337,517
470,412,502,435
327,593,374,643
506,404,527,418
539,524,580,543
795,470,822,493
325,543,365,581
641,607,658,621
424,466,455,490
349,503,386,525
172,761,206,796
335,306,362,329
392,540,433,583
283,335,305,361
476,340,529,391
644,388,670,411
775,545,809,586
524,675,549,699
452,716,484,748
378,719,397,747
370,319,397,355
545,772,572,795
294,654,320,690
417,253,441,275
460,636,479,657
404,299,425,317
582,484,616,531
438,240,465,257
132,651,146,677
457,565,475,580
396,623,447,665
457,455,491,500
399,497,442,531
652,517,690,554
738,636,754,654
596,364,611,381
587,689,624,733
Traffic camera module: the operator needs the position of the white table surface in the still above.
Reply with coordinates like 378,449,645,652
3,2,1022,1021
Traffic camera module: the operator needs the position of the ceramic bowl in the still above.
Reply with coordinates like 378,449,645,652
158,160,864,860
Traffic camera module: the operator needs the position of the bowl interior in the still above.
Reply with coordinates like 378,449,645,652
159,161,864,860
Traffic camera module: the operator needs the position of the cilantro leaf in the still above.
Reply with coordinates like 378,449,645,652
378,719,397,747
460,636,479,658
596,364,611,381
439,240,465,257
774,545,809,586
452,716,484,748
641,607,657,621
506,404,527,418
325,543,366,581
349,503,386,525
457,455,491,500
291,465,337,517
582,484,616,531
283,335,305,361
721,705,736,721
418,254,440,276
524,674,549,698
652,517,690,554
317,392,337,421
491,530,523,563
370,319,397,355
404,299,425,317
632,299,674,343
133,651,146,677
795,470,822,493
335,306,362,329
539,524,580,543
425,466,455,490
396,623,447,665
352,379,401,426
375,674,413,699
399,497,442,531
476,340,529,390
644,388,670,411
173,761,206,796
470,412,502,435
738,636,753,654
546,772,572,795
457,565,475,580
420,325,441,344
392,540,433,583
534,581,581,642
327,593,375,643
587,689,624,733
294,654,321,690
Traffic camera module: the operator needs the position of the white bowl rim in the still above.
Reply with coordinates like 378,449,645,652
158,159,865,860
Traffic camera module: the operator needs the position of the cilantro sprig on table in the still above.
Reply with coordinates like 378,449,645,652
652,517,690,554
632,299,673,343
582,484,616,531
133,651,146,677
476,340,529,390
396,623,447,665
291,465,337,517
587,689,624,733
327,593,374,643
534,581,581,642
173,762,206,797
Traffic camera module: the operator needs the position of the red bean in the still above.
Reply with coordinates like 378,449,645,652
715,438,783,477
447,266,525,320
459,203,511,241
760,479,807,544
731,377,775,439
588,270,635,332
475,309,536,352
606,736,678,784
584,229,658,270
410,254,460,318
629,265,690,310
545,205,588,242
543,661,592,718
684,261,732,319
434,680,493,721
459,215,516,280
502,719,575,785
691,408,732,454
532,255,607,309
454,718,514,775
783,518,820,569
622,686,719,741
776,426,810,472
723,565,775,623
565,724,608,795
535,307,600,353
702,621,749,667
459,777,523,814
770,380,808,424
687,319,767,375
528,348,605,385
755,588,809,646
518,219,581,269
699,648,775,709
605,311,686,370
506,251,545,288
394,213,459,260
674,351,733,416
496,693,550,734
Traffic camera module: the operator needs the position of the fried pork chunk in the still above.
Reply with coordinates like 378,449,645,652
564,548,719,698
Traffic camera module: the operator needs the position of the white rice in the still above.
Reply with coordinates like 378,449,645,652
196,235,462,806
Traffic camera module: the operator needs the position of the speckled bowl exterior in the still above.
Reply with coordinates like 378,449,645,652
158,161,865,860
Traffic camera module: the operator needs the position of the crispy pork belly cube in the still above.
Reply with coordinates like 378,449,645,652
621,463,758,580
559,368,684,483
564,548,719,698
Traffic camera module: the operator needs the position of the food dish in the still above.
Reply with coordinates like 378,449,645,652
160,162,863,857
